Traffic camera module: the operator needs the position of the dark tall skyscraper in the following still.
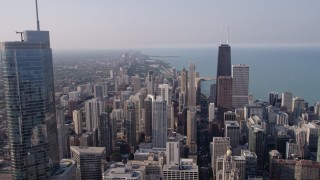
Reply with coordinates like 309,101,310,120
98,112,112,157
216,76,233,127
215,44,232,129
0,30,59,179
216,44,231,78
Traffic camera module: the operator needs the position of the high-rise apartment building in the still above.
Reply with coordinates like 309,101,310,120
180,68,188,94
125,100,136,147
131,74,141,94
144,96,153,143
232,64,249,108
98,112,112,157
268,92,279,106
73,110,83,135
187,107,197,153
292,97,305,119
70,146,106,180
281,92,293,111
208,103,215,122
152,96,167,148
158,84,172,105
225,121,240,148
85,98,105,132
0,26,60,179
188,63,196,107
211,137,231,177
146,70,154,95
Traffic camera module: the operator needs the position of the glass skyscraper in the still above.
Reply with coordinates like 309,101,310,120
0,31,59,179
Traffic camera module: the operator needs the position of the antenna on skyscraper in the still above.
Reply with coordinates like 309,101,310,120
227,25,230,45
219,25,222,45
35,0,40,31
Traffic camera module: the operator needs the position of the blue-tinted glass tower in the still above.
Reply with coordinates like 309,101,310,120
0,30,59,179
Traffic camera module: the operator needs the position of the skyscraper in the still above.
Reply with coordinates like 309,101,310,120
146,70,154,95
187,107,197,153
0,2,60,177
85,98,105,132
232,64,249,108
281,92,293,111
144,96,153,143
292,97,305,119
216,43,232,129
216,76,233,126
180,68,188,94
188,63,196,107
98,112,112,157
152,96,167,148
73,110,83,135
216,44,231,78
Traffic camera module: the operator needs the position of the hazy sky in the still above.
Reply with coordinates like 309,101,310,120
1,0,320,49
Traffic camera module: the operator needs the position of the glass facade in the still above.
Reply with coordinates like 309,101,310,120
0,31,59,179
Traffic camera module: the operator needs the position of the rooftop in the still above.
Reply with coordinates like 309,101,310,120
70,146,106,155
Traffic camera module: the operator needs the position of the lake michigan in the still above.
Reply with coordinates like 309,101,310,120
140,45,320,105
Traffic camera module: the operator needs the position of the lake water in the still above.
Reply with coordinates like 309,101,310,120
140,46,320,105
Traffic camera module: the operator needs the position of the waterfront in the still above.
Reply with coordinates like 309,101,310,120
141,45,320,104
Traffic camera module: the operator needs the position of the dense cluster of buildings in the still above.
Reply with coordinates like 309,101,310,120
1,3,320,180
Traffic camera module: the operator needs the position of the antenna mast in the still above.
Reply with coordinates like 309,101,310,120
227,25,230,45
35,0,40,31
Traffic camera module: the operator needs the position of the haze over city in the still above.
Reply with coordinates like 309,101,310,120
1,0,320,49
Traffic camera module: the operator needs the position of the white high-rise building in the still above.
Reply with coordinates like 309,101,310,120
188,63,196,107
166,141,180,165
209,103,215,122
158,83,172,105
281,92,293,111
73,110,83,135
85,98,105,132
212,137,231,176
152,96,167,148
232,64,249,108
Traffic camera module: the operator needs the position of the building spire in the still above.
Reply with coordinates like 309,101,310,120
227,25,230,45
35,0,40,31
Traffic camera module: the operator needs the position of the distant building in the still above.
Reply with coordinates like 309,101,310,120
85,98,105,132
146,71,154,95
98,112,112,157
208,103,215,122
70,146,106,180
103,162,145,180
225,121,240,148
232,64,249,108
73,110,83,135
268,92,278,107
50,159,77,180
269,159,320,180
188,63,196,107
132,74,141,94
212,137,231,177
216,76,233,127
152,96,167,148
163,159,199,180
241,150,257,179
281,92,293,111
187,107,197,153
216,149,245,180
292,97,305,119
